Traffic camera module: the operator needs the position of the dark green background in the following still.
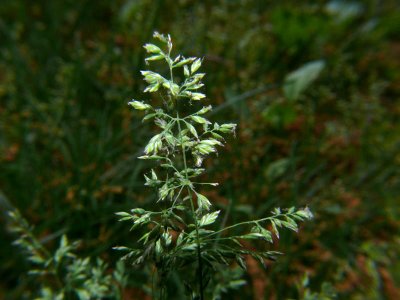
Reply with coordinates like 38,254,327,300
1,0,399,299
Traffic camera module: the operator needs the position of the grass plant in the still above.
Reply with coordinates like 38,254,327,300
116,32,313,299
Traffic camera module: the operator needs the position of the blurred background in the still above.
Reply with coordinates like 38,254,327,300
0,0,399,299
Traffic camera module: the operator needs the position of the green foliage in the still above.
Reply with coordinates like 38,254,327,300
294,274,337,300
8,210,126,299
117,33,312,299
1,1,399,299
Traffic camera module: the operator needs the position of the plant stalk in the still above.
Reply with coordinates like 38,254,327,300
176,111,204,300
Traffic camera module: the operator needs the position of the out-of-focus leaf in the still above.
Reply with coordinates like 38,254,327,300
119,0,145,23
283,60,325,101
326,1,364,22
266,158,290,180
